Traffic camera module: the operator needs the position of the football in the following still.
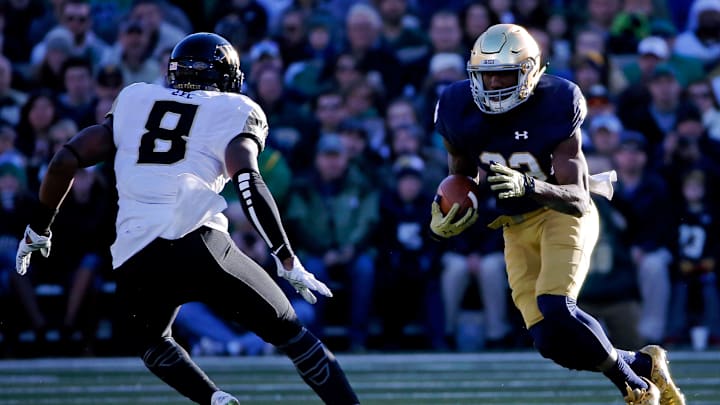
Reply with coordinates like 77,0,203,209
436,174,480,217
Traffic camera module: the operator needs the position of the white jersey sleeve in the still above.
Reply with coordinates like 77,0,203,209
109,83,269,268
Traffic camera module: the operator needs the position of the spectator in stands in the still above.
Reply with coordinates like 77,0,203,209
428,9,465,58
487,0,515,24
273,6,311,67
213,16,248,59
569,26,628,96
387,122,446,196
686,78,720,141
658,109,720,205
56,57,96,128
619,64,696,154
375,0,431,96
320,52,363,97
666,169,720,348
2,0,45,64
622,36,670,86
385,97,419,134
284,134,379,352
0,55,28,127
580,0,621,35
375,155,445,350
29,0,109,68
580,154,644,350
249,65,316,172
611,130,674,345
129,0,186,61
208,0,268,52
101,19,161,86
283,14,338,101
337,118,387,186
584,85,618,132
94,64,125,101
513,0,549,28
341,3,403,100
245,39,284,87
570,51,608,97
673,0,720,70
312,89,348,139
0,124,24,168
586,113,624,158
607,0,662,54
460,1,499,51
342,76,387,154
28,27,74,94
14,90,60,192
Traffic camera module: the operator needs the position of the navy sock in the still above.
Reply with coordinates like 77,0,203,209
279,328,359,405
618,349,653,379
603,357,649,395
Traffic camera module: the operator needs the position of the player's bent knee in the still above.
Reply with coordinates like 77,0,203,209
536,294,573,321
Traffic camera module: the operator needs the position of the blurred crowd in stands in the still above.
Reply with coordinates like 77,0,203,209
0,0,719,358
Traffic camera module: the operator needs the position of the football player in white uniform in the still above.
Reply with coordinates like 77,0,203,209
16,32,360,405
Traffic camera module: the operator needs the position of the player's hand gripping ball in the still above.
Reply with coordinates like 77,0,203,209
430,175,480,238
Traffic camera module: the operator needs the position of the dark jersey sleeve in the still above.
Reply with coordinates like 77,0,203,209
568,81,587,138
434,80,476,151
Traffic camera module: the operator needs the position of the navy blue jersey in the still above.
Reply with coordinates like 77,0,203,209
435,74,586,216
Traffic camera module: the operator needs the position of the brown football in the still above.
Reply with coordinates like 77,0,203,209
436,175,480,217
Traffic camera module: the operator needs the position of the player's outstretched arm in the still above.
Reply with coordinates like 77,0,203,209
225,136,332,303
16,117,116,275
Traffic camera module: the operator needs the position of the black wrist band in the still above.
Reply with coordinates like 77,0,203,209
524,175,536,195
29,201,58,235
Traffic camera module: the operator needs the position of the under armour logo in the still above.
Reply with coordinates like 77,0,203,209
514,131,529,140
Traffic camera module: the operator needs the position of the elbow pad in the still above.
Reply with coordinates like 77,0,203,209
233,169,294,261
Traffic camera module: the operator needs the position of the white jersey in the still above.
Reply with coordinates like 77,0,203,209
108,82,268,268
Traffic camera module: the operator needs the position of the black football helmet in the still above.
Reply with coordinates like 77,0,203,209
168,32,243,93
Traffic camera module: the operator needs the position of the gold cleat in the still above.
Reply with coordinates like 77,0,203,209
624,377,660,405
639,345,686,405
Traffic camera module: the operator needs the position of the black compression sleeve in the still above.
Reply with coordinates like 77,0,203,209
232,169,294,261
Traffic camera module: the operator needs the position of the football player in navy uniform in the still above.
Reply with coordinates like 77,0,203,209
431,24,684,405
15,32,360,405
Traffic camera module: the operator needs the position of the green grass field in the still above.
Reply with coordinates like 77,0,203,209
0,350,718,404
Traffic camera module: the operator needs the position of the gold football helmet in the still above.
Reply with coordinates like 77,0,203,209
467,24,545,114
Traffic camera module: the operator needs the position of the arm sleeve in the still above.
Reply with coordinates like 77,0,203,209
233,168,294,261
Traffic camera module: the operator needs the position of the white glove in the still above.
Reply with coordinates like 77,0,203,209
273,255,333,304
488,162,534,199
430,199,478,238
16,225,52,276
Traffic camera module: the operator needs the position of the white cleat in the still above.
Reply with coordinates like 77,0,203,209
211,390,240,405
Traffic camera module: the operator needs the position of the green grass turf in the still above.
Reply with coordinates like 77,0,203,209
0,351,718,404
